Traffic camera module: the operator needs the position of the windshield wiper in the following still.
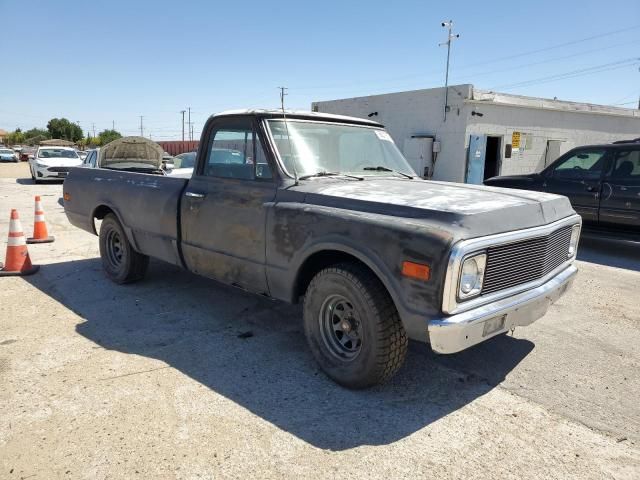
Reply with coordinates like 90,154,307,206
362,166,413,179
298,171,364,181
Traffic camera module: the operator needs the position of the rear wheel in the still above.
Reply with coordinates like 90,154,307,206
303,262,408,388
99,214,149,284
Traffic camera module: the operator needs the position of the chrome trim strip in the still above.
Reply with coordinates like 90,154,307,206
430,264,577,354
442,214,582,315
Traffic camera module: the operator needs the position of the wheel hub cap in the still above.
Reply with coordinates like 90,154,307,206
319,294,363,361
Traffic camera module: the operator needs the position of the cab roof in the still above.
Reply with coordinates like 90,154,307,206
212,109,384,128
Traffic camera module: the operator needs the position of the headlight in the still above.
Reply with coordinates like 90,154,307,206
458,253,486,300
35,161,48,167
568,224,581,258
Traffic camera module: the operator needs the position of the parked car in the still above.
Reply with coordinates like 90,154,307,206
80,148,99,168
29,146,83,183
0,148,19,162
76,150,88,161
19,147,37,162
485,142,640,236
63,109,581,388
171,151,198,176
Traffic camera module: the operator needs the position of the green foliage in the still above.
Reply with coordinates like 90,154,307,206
23,128,50,141
46,118,83,142
98,129,122,146
6,130,25,145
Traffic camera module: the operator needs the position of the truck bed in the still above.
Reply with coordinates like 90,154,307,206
64,167,188,266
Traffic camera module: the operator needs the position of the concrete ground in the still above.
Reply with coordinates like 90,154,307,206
1,161,639,479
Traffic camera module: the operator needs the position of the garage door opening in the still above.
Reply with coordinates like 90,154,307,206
484,136,501,180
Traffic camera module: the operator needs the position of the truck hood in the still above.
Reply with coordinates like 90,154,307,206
295,178,575,238
99,136,164,170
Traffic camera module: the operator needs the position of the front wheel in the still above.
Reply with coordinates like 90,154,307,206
99,214,149,284
303,262,408,388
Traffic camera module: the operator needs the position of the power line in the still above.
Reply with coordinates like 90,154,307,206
288,25,640,94
488,57,640,91
451,39,640,82
457,24,640,71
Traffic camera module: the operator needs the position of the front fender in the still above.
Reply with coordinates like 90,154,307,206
265,202,455,341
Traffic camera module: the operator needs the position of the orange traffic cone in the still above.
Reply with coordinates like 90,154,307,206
0,210,39,276
27,195,54,244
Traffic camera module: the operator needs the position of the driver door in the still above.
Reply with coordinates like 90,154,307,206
542,148,609,225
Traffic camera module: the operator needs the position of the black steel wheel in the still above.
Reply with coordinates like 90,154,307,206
99,214,149,284
303,262,408,388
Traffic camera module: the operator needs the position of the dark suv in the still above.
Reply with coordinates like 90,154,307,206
485,142,640,235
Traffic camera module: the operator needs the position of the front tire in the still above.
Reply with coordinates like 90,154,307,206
303,262,408,388
99,214,149,284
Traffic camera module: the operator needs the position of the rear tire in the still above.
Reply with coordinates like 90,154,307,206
303,262,408,388
99,214,149,284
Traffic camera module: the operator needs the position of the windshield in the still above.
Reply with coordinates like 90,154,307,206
266,120,416,178
38,148,79,159
0,149,13,154
175,152,197,169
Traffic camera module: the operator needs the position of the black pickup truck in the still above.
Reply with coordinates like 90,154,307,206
485,142,640,236
64,109,582,388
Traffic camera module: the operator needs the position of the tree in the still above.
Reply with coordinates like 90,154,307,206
23,128,50,142
6,129,25,145
98,129,122,146
46,118,83,142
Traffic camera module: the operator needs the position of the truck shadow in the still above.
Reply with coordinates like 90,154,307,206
25,258,534,451
577,234,640,272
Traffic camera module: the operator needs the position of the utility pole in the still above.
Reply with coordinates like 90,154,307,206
139,116,144,137
187,107,191,141
439,20,459,122
180,110,186,141
279,86,288,111
187,121,194,142
112,120,115,131
92,123,96,138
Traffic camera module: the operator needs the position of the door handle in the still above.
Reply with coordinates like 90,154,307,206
185,191,206,199
585,185,596,192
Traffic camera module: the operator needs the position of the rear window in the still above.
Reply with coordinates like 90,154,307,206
38,149,79,159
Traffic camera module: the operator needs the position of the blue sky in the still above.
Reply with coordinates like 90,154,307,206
1,0,639,139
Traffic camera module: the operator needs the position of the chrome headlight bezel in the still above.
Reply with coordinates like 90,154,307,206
568,224,581,258
457,253,487,300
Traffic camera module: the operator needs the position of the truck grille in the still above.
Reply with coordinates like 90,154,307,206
47,166,70,173
482,225,573,295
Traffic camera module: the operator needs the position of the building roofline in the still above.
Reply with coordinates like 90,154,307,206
312,83,640,119
470,88,640,119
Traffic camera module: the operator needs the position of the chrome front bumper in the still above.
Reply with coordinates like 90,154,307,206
428,264,577,354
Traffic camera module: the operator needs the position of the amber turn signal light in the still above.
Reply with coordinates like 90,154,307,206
63,192,71,201
401,261,430,281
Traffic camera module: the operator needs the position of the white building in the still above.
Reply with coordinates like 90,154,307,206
312,84,640,183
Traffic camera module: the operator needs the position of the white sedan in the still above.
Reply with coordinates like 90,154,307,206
0,148,19,162
29,146,83,183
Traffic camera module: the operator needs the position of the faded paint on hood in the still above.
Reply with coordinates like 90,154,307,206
293,178,575,238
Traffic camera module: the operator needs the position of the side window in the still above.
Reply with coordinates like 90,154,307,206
610,149,640,180
203,123,272,180
551,149,606,180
